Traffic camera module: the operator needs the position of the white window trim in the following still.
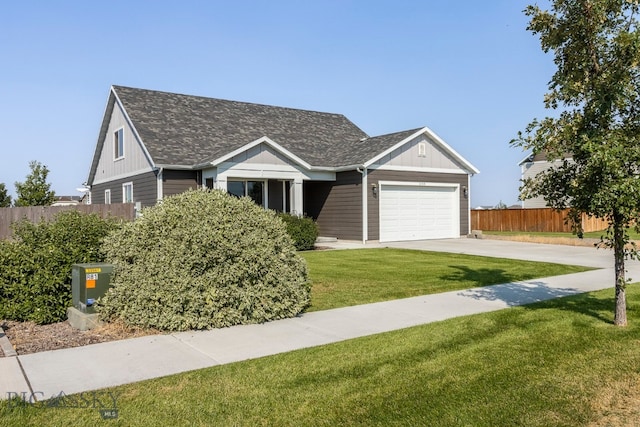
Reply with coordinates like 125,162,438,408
122,182,133,203
418,142,427,157
104,189,111,204
114,127,125,160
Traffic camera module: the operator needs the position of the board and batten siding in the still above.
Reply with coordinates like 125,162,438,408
369,134,461,170
91,171,158,207
92,102,154,185
304,171,362,240
162,170,199,197
367,170,470,240
230,143,291,166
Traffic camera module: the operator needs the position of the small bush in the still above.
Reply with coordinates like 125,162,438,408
97,190,310,331
277,213,319,251
0,211,121,324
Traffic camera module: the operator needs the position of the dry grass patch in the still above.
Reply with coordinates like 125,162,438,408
589,374,640,426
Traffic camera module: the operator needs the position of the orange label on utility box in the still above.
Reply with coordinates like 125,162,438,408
86,279,96,289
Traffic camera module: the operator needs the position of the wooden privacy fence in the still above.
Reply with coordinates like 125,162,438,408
0,204,135,240
470,208,609,233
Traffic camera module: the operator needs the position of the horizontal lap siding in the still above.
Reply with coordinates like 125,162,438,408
91,171,158,207
367,170,469,240
163,170,199,197
304,171,362,240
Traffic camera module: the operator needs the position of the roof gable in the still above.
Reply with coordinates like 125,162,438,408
364,127,479,174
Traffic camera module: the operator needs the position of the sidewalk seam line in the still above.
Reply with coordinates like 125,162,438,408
15,356,34,399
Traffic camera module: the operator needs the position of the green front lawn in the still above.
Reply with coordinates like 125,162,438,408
301,248,592,311
3,286,640,426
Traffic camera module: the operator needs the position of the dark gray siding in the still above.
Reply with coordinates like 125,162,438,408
163,170,199,197
304,171,362,240
91,170,158,207
367,170,470,240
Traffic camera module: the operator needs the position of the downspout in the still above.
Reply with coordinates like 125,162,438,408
357,167,367,244
156,167,164,202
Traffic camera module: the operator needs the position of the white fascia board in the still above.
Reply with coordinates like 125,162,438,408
154,163,195,170
519,152,534,166
210,136,312,170
217,161,335,181
112,87,156,168
363,126,480,175
87,88,116,185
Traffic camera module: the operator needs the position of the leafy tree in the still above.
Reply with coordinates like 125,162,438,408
512,0,640,325
14,160,56,207
0,183,10,207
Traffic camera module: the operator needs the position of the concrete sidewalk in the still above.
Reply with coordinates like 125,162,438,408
0,239,634,401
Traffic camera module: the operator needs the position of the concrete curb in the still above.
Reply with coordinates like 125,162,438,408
0,326,17,357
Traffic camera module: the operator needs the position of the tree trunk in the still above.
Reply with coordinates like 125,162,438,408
613,217,627,326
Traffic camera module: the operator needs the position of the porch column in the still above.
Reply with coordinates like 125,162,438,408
216,178,227,191
361,168,367,243
292,178,303,215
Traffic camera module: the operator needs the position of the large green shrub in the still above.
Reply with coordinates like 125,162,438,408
97,190,310,331
277,213,319,251
0,211,121,324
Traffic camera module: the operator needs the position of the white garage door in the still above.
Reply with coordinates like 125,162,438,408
379,183,459,242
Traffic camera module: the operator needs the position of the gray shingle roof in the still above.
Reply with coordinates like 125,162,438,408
112,85,371,167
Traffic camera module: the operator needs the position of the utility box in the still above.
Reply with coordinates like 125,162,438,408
72,263,114,314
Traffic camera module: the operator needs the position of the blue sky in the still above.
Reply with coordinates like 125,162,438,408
0,1,553,207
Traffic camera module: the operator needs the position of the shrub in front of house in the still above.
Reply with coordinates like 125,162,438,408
277,213,319,251
97,189,310,331
0,211,121,324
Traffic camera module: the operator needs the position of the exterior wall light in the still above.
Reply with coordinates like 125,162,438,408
462,185,468,198
371,183,378,197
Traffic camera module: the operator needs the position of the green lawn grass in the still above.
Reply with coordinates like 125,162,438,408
3,286,640,426
301,248,592,311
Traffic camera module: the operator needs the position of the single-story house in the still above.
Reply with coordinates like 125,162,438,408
518,152,572,208
52,195,82,206
87,86,479,242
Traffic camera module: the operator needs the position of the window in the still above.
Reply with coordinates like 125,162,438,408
122,182,133,203
227,180,264,206
418,142,427,157
104,189,111,204
205,178,214,189
114,128,124,159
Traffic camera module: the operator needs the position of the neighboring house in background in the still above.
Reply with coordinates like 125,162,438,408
87,86,479,242
518,152,572,209
51,196,82,206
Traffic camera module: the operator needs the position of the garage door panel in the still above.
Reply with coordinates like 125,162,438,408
379,184,458,242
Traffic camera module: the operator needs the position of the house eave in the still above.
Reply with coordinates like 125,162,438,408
155,163,196,170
